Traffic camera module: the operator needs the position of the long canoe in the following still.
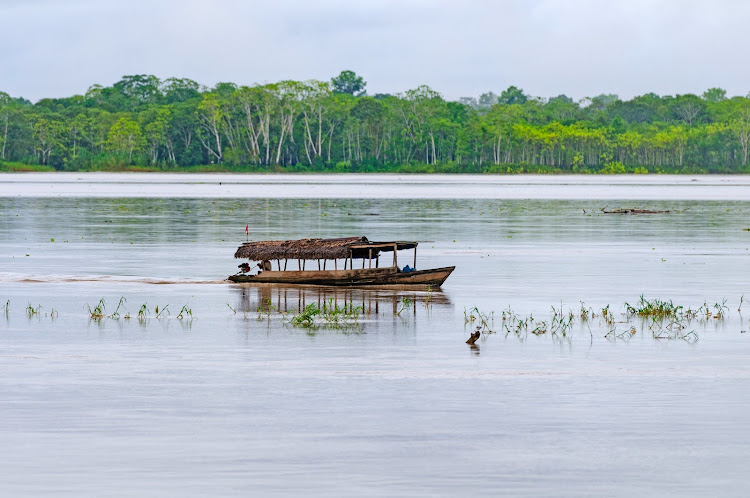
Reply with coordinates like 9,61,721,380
227,266,454,289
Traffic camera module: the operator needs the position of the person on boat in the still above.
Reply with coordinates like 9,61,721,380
259,260,272,272
402,264,415,273
237,262,251,274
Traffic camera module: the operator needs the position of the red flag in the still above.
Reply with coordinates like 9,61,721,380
245,224,249,235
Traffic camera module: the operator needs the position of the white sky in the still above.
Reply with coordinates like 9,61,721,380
2,0,749,102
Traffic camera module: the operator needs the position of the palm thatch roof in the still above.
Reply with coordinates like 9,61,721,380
234,236,369,260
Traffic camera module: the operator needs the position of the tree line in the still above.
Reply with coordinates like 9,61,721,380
2,71,750,173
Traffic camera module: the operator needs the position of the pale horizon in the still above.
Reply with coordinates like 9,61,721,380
2,0,750,103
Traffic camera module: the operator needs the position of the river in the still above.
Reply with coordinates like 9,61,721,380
1,174,749,496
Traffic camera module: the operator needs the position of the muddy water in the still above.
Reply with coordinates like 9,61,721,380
1,174,749,496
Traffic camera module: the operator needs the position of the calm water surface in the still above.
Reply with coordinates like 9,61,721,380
1,174,749,496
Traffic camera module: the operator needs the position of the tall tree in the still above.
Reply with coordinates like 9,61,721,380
106,116,144,162
196,93,225,163
702,87,727,103
331,70,366,96
114,75,162,106
671,94,706,126
498,86,527,105
0,92,11,160
161,78,201,104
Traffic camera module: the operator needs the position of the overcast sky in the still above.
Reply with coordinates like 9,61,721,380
2,0,749,103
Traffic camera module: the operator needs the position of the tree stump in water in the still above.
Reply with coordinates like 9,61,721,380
466,330,481,344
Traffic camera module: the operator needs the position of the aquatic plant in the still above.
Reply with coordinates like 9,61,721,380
155,304,169,319
256,299,277,320
226,303,237,314
712,300,728,320
604,325,637,341
2,300,8,316
625,295,682,318
26,303,41,318
289,300,363,327
600,304,615,325
579,301,593,321
500,308,529,337
291,303,320,327
531,321,548,335
550,305,574,336
138,303,150,319
87,298,106,320
651,321,699,343
396,297,413,316
177,305,193,320
424,286,433,309
110,297,127,319
464,306,494,333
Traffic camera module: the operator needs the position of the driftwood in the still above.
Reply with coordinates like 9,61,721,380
599,206,673,215
466,330,481,345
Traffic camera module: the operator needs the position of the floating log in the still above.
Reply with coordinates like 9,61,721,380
600,206,672,215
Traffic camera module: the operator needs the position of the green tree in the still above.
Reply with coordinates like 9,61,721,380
31,114,64,166
702,87,727,103
588,94,619,111
161,78,201,104
196,93,225,163
731,105,750,165
498,86,527,105
331,70,366,96
478,91,499,109
106,116,144,162
671,94,707,126
141,107,172,164
114,75,162,106
0,91,12,159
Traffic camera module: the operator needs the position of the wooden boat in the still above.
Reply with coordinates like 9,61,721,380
228,236,454,288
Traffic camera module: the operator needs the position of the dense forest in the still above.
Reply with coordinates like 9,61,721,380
1,71,750,173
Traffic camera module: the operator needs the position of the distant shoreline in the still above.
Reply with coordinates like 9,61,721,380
1,162,746,175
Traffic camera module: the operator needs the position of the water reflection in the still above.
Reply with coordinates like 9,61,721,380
233,284,452,317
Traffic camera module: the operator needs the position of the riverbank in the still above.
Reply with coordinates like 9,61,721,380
3,160,747,175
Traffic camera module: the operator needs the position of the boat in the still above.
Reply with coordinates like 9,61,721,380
228,236,454,288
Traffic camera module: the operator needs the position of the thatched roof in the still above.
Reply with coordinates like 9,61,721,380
234,236,369,260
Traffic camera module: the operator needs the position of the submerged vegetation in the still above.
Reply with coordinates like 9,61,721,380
254,298,363,328
3,293,745,343
2,72,750,174
76,297,193,322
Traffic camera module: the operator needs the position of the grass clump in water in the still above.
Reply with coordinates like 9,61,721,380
87,298,106,320
177,305,193,320
26,303,41,318
289,300,363,328
464,307,494,332
625,295,683,318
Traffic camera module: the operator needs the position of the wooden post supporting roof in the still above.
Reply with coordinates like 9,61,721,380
393,243,398,268
413,246,417,269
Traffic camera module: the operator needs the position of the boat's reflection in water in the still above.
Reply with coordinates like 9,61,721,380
233,284,452,319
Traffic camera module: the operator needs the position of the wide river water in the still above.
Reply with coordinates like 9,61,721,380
1,173,749,496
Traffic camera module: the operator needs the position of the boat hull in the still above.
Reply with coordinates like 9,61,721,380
227,266,454,288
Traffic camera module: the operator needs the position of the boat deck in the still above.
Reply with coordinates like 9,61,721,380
228,266,454,288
